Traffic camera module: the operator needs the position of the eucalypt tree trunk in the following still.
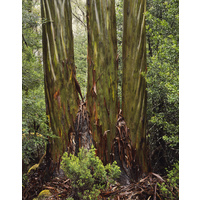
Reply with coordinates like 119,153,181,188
41,0,81,168
86,0,118,165
122,0,149,178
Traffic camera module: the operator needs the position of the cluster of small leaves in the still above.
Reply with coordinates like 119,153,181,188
158,162,179,199
145,0,179,173
61,146,121,200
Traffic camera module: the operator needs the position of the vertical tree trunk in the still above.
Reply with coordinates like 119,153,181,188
41,0,79,164
86,0,118,164
122,0,148,175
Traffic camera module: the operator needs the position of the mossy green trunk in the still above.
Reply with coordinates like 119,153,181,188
86,0,118,164
41,0,79,163
122,0,148,174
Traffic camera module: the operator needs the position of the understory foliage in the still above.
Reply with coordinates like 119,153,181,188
145,0,179,174
22,0,47,173
158,162,179,199
22,0,45,133
22,133,45,174
61,146,121,200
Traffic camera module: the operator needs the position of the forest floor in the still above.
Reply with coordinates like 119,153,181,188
23,167,168,200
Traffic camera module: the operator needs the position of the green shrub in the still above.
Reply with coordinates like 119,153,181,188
61,146,121,200
158,162,179,199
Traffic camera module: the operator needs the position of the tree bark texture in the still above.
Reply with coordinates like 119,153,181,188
122,0,148,174
41,0,80,163
86,0,118,164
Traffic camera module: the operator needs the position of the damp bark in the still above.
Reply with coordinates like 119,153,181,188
86,0,118,164
41,0,80,164
122,0,149,175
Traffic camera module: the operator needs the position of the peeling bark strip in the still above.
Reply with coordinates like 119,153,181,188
111,111,140,184
86,0,118,164
122,0,149,175
68,102,93,155
41,0,79,163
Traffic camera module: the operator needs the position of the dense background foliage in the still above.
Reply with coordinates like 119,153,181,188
145,0,179,174
22,0,47,174
71,0,88,98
